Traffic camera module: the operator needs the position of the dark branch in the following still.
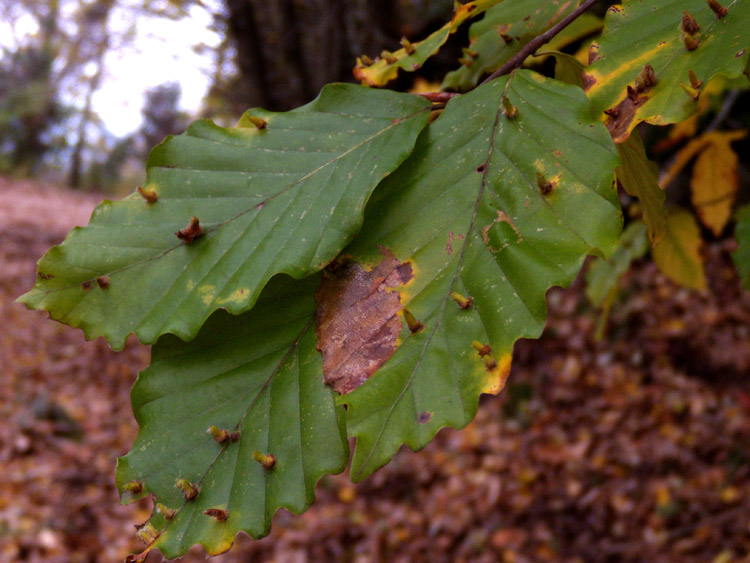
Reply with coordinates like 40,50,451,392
480,0,599,85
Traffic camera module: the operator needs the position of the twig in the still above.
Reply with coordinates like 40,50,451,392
480,0,599,85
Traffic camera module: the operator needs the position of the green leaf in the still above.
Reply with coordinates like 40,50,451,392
18,84,431,349
441,0,579,91
538,49,586,88
733,203,750,289
651,207,707,290
584,0,750,142
586,220,649,307
615,129,667,245
340,70,622,481
116,275,348,559
353,0,503,87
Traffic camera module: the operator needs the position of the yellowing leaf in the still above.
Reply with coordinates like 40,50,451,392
691,130,747,235
659,135,711,189
652,208,706,290
615,130,666,245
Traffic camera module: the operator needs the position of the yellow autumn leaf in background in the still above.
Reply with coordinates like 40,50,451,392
691,130,747,236
652,208,707,290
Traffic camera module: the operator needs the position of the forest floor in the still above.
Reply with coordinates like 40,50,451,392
1,176,749,563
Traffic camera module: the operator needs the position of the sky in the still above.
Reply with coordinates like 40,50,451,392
0,0,222,138
95,3,221,137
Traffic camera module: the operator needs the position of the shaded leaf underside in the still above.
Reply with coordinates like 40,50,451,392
18,84,430,349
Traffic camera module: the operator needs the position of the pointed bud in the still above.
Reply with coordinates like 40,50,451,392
502,96,517,119
136,186,158,203
175,478,199,500
156,503,176,521
472,341,491,356
635,64,657,91
400,37,415,55
123,480,143,495
360,54,374,66
536,172,555,195
402,309,424,333
175,216,203,243
483,354,498,371
208,425,229,444
204,508,228,522
603,107,620,118
500,33,513,44
380,50,398,64
135,522,159,545
248,115,267,129
683,34,700,51
707,0,727,18
680,82,700,100
689,69,702,89
252,450,276,469
681,10,700,34
450,292,473,309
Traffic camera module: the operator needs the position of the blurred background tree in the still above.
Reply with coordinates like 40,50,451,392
0,0,455,192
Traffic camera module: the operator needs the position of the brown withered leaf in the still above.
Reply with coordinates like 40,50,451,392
315,248,413,394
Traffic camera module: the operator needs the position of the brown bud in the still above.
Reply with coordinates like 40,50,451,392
500,33,513,44
135,522,159,545
483,354,498,371
450,292,473,309
472,341,491,356
82,280,94,291
502,96,518,119
400,37,415,55
96,275,110,289
136,186,158,203
707,0,728,18
402,309,424,333
681,10,700,34
156,503,176,521
635,64,657,91
603,107,620,118
207,425,229,444
175,478,199,500
247,115,267,129
689,69,702,89
536,172,555,195
380,50,397,64
123,480,143,495
204,508,228,522
252,450,276,469
683,34,700,51
176,216,203,243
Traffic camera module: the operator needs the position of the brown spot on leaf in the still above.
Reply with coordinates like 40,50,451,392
176,216,203,244
736,49,746,58
588,42,600,64
582,72,597,91
315,248,414,394
418,411,432,424
81,280,93,291
96,275,110,289
204,508,228,522
604,69,658,142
